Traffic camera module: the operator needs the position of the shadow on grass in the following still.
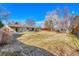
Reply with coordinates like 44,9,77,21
0,34,54,56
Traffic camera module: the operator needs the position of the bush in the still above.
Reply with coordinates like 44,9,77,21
0,21,4,28
0,29,11,45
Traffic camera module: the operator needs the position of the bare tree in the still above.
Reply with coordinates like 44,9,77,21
44,14,53,31
58,20,64,32
44,7,77,33
0,6,11,45
44,8,60,31
63,7,69,32
68,11,75,32
25,18,36,27
0,6,10,25
63,7,76,33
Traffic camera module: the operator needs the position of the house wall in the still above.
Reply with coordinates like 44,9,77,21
10,26,39,32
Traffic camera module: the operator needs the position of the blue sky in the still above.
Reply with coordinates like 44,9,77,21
0,3,79,26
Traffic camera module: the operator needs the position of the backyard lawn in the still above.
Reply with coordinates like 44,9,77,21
17,31,79,56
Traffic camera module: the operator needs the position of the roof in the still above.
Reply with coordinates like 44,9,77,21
9,23,23,28
9,23,38,28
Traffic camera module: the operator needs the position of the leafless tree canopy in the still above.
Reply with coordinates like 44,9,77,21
0,6,10,24
25,18,36,27
44,7,78,33
44,8,61,31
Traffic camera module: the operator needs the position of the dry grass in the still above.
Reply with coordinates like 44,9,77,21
17,31,79,56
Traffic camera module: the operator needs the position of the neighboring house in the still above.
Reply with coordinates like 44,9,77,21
9,22,39,32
